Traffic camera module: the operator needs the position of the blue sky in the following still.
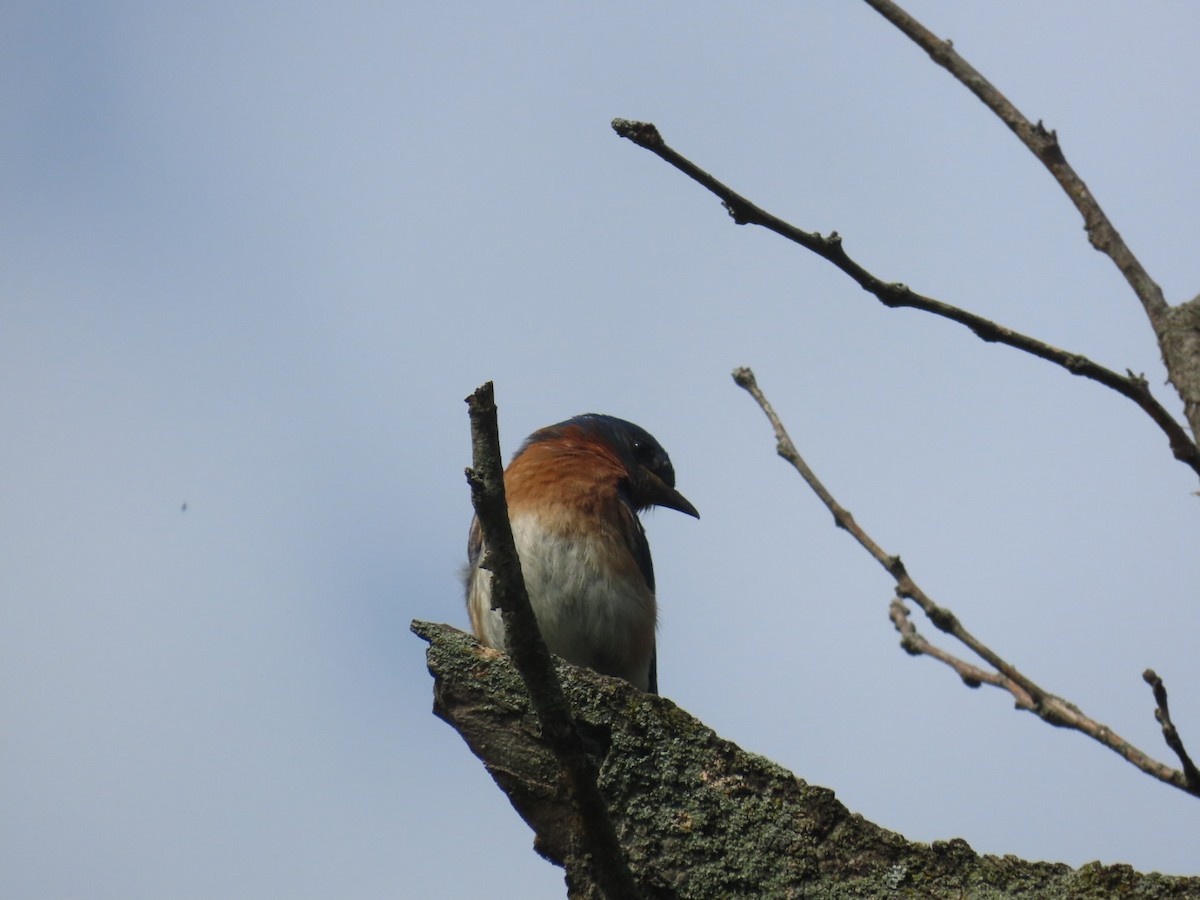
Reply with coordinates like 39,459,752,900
3,3,1199,897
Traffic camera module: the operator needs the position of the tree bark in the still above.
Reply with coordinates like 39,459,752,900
414,620,1200,898
1162,295,1200,445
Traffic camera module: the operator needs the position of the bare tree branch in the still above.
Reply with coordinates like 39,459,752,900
860,0,1169,331
889,599,1014,695
733,365,1200,800
1144,669,1200,791
862,0,1200,449
611,118,1200,479
465,382,644,900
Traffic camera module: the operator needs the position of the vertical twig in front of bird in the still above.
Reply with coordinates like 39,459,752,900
464,382,645,900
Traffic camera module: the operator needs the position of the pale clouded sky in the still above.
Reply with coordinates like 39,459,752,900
3,3,1199,897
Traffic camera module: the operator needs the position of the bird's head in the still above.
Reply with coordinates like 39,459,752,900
521,414,699,518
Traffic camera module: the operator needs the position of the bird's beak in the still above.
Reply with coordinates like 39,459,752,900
641,470,700,519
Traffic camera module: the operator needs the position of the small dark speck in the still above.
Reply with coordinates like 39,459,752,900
181,502,188,512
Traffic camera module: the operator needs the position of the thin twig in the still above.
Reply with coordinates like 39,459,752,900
733,365,1200,799
860,0,1170,332
465,382,643,900
1143,669,1200,790
889,599,1017,696
611,118,1200,479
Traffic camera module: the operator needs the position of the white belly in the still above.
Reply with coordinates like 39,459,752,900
469,514,655,690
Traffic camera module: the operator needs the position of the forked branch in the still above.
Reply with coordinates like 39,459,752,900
733,365,1200,800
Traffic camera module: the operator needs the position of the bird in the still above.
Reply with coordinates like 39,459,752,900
465,414,698,694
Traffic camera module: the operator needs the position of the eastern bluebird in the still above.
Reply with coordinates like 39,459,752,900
465,414,698,694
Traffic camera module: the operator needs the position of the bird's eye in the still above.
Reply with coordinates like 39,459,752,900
631,439,657,467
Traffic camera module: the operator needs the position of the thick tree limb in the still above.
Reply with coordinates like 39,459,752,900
733,365,1200,800
1160,295,1200,451
415,620,1200,898
464,382,643,900
611,117,1200,479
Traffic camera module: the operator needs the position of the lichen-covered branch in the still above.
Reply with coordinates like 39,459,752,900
733,365,1200,801
1160,296,1200,448
414,620,1200,898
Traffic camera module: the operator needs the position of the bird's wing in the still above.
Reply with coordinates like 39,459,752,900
463,516,487,639
616,496,658,695
466,515,483,571
617,494,656,594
